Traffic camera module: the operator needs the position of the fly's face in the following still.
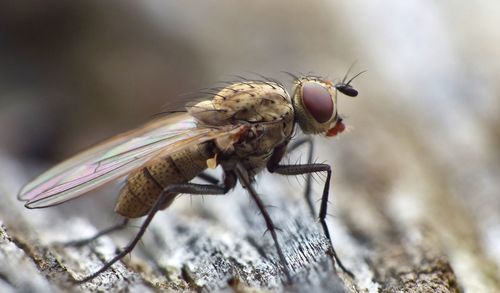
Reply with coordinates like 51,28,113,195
291,69,364,137
292,78,345,136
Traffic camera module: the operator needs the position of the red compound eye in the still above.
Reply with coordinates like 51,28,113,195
302,82,334,123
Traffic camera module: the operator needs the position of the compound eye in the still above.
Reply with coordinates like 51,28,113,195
302,82,334,123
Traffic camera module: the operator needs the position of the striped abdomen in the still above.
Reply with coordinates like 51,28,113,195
115,143,213,218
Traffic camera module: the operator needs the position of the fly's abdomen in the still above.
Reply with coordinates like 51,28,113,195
115,143,213,218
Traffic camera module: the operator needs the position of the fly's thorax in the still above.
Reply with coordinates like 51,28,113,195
189,80,295,166
115,143,214,218
292,78,341,135
220,121,294,176
188,81,296,174
236,122,293,154
189,81,294,127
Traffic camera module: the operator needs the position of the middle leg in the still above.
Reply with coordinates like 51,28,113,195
271,163,353,277
235,165,292,282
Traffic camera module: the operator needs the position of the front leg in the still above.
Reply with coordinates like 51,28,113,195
270,163,353,278
268,138,316,217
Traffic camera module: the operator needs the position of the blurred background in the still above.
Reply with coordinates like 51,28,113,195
1,0,499,290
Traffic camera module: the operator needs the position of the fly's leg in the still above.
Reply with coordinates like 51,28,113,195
76,182,230,283
270,163,353,278
234,165,293,283
64,218,129,247
197,171,220,185
285,137,315,217
65,173,219,247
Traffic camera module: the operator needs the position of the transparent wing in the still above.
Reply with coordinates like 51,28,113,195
19,113,240,208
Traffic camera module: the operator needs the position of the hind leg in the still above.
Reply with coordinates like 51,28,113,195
64,172,219,247
64,218,129,247
76,181,231,283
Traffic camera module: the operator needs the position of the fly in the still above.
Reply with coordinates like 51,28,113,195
18,70,363,283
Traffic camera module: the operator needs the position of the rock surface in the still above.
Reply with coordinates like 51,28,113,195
0,151,478,292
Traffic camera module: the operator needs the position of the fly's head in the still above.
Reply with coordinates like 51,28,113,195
291,71,364,137
292,78,342,136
